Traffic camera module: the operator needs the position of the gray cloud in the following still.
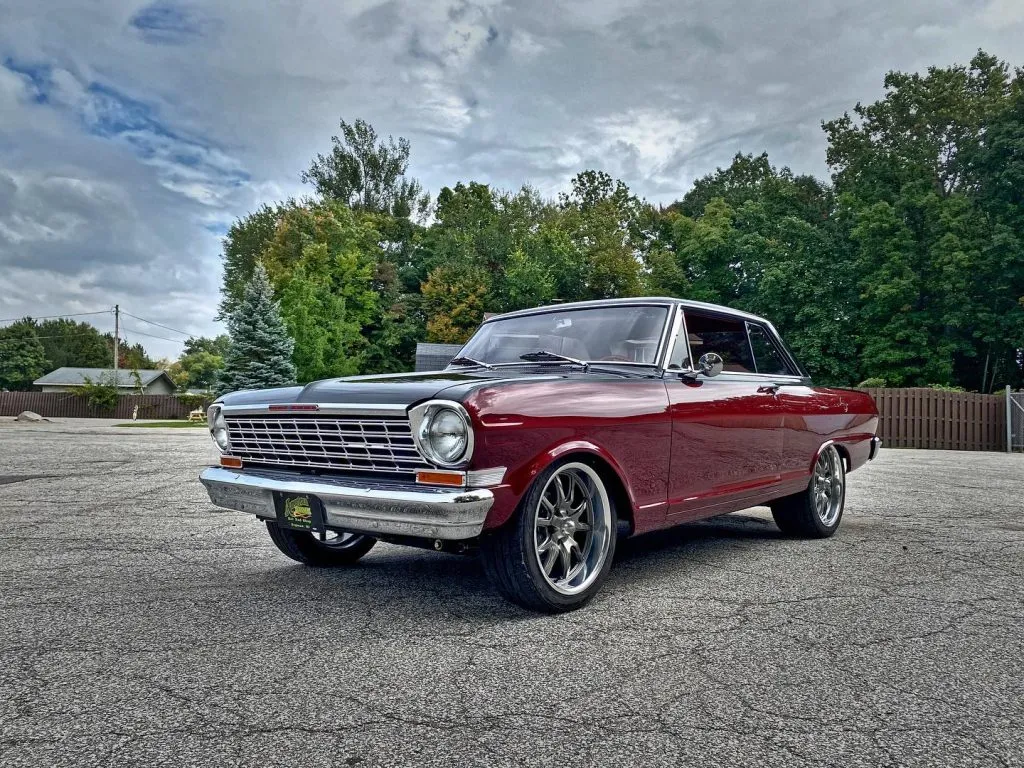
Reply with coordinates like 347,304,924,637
1,0,1023,359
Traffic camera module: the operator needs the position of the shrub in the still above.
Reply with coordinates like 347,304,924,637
856,377,887,388
78,376,119,413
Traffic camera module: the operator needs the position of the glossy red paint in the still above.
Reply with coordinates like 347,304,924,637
463,375,878,536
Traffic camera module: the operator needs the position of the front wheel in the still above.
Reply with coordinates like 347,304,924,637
770,444,846,538
481,459,617,613
265,521,376,566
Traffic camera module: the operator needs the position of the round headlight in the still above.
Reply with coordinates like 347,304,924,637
208,406,230,452
413,403,472,467
426,408,467,463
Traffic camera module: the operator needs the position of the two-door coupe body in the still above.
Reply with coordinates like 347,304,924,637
201,298,880,612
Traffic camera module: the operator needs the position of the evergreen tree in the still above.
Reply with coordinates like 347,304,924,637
219,264,296,395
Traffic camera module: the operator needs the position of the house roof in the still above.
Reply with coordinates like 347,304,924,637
33,368,174,389
415,343,465,355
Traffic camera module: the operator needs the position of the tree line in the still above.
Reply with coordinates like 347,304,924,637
0,315,229,393
219,51,1024,392
0,318,156,391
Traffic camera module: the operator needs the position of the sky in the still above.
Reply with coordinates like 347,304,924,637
1,0,1023,362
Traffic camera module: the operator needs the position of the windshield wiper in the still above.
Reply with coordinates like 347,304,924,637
517,350,657,378
519,350,590,371
448,356,495,370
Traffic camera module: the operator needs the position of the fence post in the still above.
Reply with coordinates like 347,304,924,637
1009,385,1013,453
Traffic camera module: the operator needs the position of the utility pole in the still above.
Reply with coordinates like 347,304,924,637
113,304,120,377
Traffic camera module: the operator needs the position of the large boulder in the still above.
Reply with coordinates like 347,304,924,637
14,411,47,422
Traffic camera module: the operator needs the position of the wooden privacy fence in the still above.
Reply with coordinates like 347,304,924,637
860,387,1006,452
0,388,1009,450
0,392,209,420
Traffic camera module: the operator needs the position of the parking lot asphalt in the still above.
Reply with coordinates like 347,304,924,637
0,418,1022,767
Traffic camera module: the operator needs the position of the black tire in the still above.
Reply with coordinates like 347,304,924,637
480,458,618,613
265,521,376,566
770,444,846,538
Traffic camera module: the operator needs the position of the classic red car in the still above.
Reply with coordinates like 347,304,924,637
201,298,880,612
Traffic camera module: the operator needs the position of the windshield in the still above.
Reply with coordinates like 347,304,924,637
455,305,670,366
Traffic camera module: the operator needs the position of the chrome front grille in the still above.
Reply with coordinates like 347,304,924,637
224,415,430,475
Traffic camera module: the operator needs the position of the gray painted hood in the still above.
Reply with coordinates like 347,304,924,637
216,370,566,409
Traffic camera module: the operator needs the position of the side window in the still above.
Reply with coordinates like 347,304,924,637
683,312,755,373
747,324,795,376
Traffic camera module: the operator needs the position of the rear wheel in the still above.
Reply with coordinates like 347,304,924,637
481,459,617,613
265,521,376,566
770,444,845,538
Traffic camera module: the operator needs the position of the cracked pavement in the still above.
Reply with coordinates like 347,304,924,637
1,418,1022,767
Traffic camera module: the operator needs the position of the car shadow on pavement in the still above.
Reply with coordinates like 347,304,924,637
615,510,784,564
227,511,787,620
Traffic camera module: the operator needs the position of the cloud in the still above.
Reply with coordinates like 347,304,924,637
130,1,221,45
1,0,1023,359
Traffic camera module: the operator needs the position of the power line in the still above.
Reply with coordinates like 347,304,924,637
0,309,112,324
0,330,117,344
120,311,194,339
120,325,187,344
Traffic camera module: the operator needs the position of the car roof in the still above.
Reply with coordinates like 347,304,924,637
484,297,772,326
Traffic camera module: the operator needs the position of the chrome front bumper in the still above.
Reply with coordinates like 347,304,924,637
199,467,493,540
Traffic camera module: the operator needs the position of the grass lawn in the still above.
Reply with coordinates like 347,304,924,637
115,421,207,428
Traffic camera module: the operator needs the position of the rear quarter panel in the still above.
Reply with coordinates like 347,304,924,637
778,386,879,488
461,379,672,533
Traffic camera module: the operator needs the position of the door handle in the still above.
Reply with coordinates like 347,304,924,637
757,384,780,395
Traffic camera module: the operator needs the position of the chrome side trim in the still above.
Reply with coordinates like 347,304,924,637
219,403,409,417
200,467,493,540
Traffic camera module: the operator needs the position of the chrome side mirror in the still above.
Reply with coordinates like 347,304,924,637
697,352,724,378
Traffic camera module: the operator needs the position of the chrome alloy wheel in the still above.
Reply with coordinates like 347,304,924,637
532,463,612,596
812,445,844,527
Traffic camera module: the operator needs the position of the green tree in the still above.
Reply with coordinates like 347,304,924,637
172,350,224,391
219,264,296,394
183,335,231,359
34,318,110,369
0,320,47,390
116,340,156,371
823,50,1022,388
260,201,379,380
961,79,1024,390
559,171,646,299
169,335,230,391
279,255,373,382
421,264,490,343
302,118,428,217
218,203,288,320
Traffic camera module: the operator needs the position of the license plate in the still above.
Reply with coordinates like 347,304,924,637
277,494,323,532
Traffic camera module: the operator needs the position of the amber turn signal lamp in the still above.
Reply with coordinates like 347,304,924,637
416,470,465,487
220,456,243,469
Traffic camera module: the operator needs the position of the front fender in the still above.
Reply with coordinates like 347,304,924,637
483,438,642,531
461,378,673,532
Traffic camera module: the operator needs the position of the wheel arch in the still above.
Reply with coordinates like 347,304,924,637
811,439,851,473
516,442,638,535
